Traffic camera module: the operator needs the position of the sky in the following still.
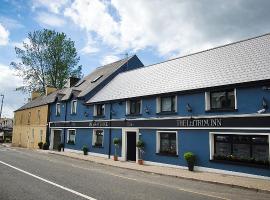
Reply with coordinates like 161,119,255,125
1,0,270,118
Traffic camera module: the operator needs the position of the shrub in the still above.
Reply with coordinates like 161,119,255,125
57,143,64,151
82,145,88,155
184,152,196,163
42,142,49,150
113,138,121,146
38,142,43,149
136,140,145,149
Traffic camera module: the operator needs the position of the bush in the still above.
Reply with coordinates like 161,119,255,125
57,143,64,151
43,142,49,150
113,138,121,146
38,142,43,149
136,140,145,149
184,152,196,163
82,145,88,155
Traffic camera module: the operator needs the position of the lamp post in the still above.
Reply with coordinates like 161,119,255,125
0,94,4,119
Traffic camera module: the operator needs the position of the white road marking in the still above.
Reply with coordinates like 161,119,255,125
0,160,97,200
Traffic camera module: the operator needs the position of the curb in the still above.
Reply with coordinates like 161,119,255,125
48,151,270,194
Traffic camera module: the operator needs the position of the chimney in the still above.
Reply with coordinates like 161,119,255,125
46,86,57,96
68,77,80,87
31,91,41,101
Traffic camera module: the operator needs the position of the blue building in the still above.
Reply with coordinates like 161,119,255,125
49,34,270,179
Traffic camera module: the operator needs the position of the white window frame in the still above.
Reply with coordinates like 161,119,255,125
156,130,178,156
56,103,61,116
94,104,105,116
92,129,104,147
205,88,237,111
71,100,77,114
156,96,177,113
126,99,142,115
209,132,270,161
67,129,76,143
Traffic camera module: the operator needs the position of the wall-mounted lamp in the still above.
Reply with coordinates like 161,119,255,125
257,97,268,114
145,106,150,114
186,103,192,113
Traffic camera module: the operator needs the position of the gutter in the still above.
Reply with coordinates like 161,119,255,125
63,101,68,151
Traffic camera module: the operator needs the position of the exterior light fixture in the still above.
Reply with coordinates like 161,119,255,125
186,103,192,113
257,97,268,114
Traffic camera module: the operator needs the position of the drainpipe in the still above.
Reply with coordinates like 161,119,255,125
63,101,67,151
46,104,51,144
108,102,112,159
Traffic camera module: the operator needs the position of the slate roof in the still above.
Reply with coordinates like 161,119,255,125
88,33,270,103
16,56,137,111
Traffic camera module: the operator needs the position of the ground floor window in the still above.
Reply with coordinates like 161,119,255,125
157,131,178,156
92,129,104,147
213,134,269,166
67,129,76,145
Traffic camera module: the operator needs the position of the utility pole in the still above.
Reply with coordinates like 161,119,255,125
0,94,4,119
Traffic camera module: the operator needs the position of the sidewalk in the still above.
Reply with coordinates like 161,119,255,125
47,150,270,193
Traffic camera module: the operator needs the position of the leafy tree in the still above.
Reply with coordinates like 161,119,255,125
11,29,82,94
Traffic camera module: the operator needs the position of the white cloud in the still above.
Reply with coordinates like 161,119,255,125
101,55,120,66
0,23,9,46
80,35,99,55
36,12,66,27
0,64,26,118
11,38,30,49
32,0,68,14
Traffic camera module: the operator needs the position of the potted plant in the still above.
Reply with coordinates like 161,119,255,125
38,142,43,149
82,145,88,155
184,152,196,171
67,140,75,145
113,137,121,161
42,142,49,150
136,140,145,165
57,143,64,152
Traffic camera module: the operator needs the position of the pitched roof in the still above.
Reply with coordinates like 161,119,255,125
88,33,270,103
15,56,137,111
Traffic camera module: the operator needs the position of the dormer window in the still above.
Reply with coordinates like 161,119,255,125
157,96,177,113
126,99,141,115
94,104,105,116
71,100,77,114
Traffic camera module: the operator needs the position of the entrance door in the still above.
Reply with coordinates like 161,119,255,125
53,130,61,150
126,132,136,161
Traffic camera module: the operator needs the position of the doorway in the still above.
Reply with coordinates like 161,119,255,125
126,132,136,161
50,129,62,150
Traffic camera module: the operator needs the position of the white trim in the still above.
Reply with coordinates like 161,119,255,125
121,128,139,162
156,97,160,113
56,103,61,116
126,101,130,115
67,129,76,143
234,88,238,109
209,131,270,162
205,92,210,111
144,160,270,180
156,131,178,155
92,129,104,147
71,100,77,114
93,103,105,116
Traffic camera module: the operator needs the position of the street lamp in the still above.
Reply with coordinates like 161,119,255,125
0,94,4,119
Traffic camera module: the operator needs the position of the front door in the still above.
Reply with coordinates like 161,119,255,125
53,130,61,150
126,132,136,161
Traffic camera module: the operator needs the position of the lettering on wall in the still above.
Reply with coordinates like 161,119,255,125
89,121,109,127
176,118,222,127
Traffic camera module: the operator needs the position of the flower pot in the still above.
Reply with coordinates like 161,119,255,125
138,159,143,165
187,161,194,171
83,151,88,155
114,155,118,161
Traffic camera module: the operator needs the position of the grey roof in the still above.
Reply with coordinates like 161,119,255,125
16,56,135,111
88,33,270,103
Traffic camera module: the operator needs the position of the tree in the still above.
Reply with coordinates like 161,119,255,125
10,29,82,94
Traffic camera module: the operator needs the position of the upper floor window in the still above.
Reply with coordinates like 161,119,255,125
27,112,31,124
94,104,105,116
71,100,77,114
126,99,141,115
56,103,61,116
92,129,104,147
37,110,41,124
206,89,236,111
157,96,177,113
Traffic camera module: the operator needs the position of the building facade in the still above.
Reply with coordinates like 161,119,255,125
49,34,270,179
0,118,13,142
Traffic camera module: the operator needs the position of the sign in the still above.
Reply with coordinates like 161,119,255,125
176,118,222,127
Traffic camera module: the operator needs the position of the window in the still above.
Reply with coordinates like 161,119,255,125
37,110,41,124
31,129,34,142
92,129,104,147
39,130,43,142
127,99,141,115
207,89,235,111
71,100,77,114
213,134,269,166
27,112,31,124
56,103,61,116
157,96,176,113
94,104,105,116
157,131,178,156
67,129,76,144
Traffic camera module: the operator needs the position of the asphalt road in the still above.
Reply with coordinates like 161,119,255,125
0,145,269,200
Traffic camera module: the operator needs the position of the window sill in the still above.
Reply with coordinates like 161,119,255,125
92,145,104,148
210,159,269,169
205,108,238,113
126,114,142,117
156,111,177,116
156,153,178,157
67,143,75,145
93,115,105,119
70,113,77,115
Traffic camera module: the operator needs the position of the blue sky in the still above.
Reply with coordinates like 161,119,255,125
1,0,270,118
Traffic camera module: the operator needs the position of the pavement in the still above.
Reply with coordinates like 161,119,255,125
0,145,270,200
44,149,270,193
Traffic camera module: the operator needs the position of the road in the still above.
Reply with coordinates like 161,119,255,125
0,145,269,200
